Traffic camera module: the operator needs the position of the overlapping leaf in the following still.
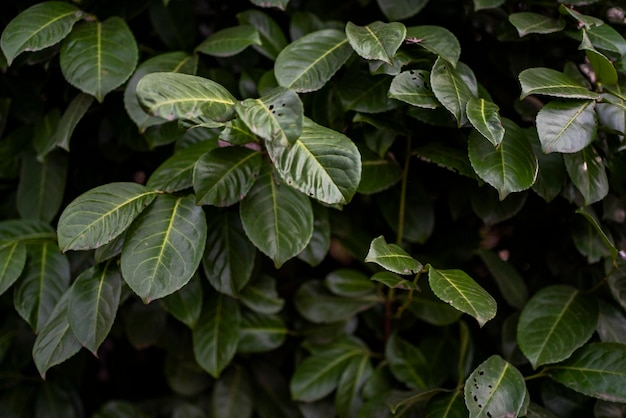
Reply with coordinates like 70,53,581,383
298,203,331,266
161,273,202,328
196,25,261,57
53,93,94,151
405,25,460,66
365,235,422,275
509,13,565,37
238,310,287,353
249,0,289,10
564,147,609,205
477,249,528,309
519,68,600,100
389,70,439,109
430,58,478,127
345,21,406,64
237,10,288,60
239,275,284,315
335,353,373,418
579,30,618,85
466,98,504,146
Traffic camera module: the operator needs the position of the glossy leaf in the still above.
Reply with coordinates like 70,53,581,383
238,310,287,353
161,273,202,328
335,354,373,418
275,29,352,92
240,164,313,267
466,98,504,146
196,25,261,57
536,100,597,154
517,285,598,368
237,10,288,61
0,2,84,65
295,280,377,323
509,13,565,37
428,266,497,327
32,290,82,378
212,366,254,418
345,21,406,64
519,68,600,100
377,0,430,20
550,343,626,403
477,249,528,309
60,17,138,102
468,119,538,200
17,152,67,222
563,146,608,205
57,182,157,252
405,25,461,66
68,262,121,354
53,93,95,151
389,70,439,109
0,241,26,296
121,194,207,302
193,293,241,378
14,242,70,332
365,235,422,275
136,72,237,124
430,58,478,127
464,355,528,418
239,274,285,315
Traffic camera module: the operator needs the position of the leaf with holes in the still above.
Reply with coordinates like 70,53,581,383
466,98,504,146
345,21,406,64
430,58,478,127
365,235,422,275
389,70,439,109
196,25,261,57
405,25,460,67
564,146,608,205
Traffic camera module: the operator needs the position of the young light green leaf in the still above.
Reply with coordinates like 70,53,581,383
564,146,608,205
268,117,361,205
294,280,377,323
464,355,528,418
240,164,313,267
466,97,504,146
430,58,478,127
536,100,597,154
238,310,287,353
237,10,288,61
335,354,373,418
68,261,121,354
196,25,261,57
60,17,138,102
428,266,497,327
377,0,430,20
508,13,565,37
275,29,352,92
239,275,284,315
0,2,84,65
249,0,289,10
235,86,303,147
212,365,254,418
193,293,241,378
121,194,206,302
17,152,67,222
365,235,422,275
345,21,406,64
137,72,237,124
519,68,600,100
405,25,461,67
14,242,70,332
161,273,202,328
53,93,95,151
324,269,376,297
32,290,82,378
203,208,255,296
473,0,505,11
550,343,626,403
517,285,598,368
389,70,439,109
468,119,538,200
477,249,529,309
0,241,26,296
57,182,158,252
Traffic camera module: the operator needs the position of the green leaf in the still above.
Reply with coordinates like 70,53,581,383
389,70,439,109
466,98,504,146
238,310,287,353
196,25,261,57
124,51,198,132
371,271,418,290
203,208,255,296
147,139,217,192
477,249,529,309
212,365,254,418
240,164,313,267
608,267,626,311
136,72,237,125
0,219,55,242
32,290,81,378
416,142,477,180
468,119,538,200
14,242,70,332
298,203,331,267
33,108,60,160
239,274,284,315
426,391,467,418
237,10,288,61
251,362,302,418
536,100,597,154
68,261,121,354
575,206,617,259
268,118,361,205
410,282,463,326
161,273,202,328
386,333,431,389
324,269,376,297
60,17,138,102
335,354,373,418
586,23,626,57
464,355,528,418
564,146,608,205
597,302,626,344
508,13,565,37
345,21,406,64
57,182,158,252
339,67,398,114
235,87,303,147
519,68,600,100
428,266,497,327
365,235,422,275
529,129,566,202
0,241,26,296
17,152,67,222
430,58,478,127
121,194,207,302
357,147,402,194
0,2,84,65
517,285,598,368
550,342,626,403
275,29,352,92
579,30,618,85
473,0,504,11
559,5,603,29
249,0,289,10
405,25,461,67
295,280,377,323
193,293,241,378
377,0,430,20
53,92,95,151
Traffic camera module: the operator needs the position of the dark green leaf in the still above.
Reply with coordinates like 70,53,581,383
575,206,618,259
0,219,55,242
33,108,60,160
212,365,253,418
161,273,203,328
386,333,431,389
34,381,78,418
529,129,566,202
466,98,504,146
596,302,626,344
357,147,402,195
0,241,26,296
196,25,261,57
339,67,398,114
586,23,626,56
564,147,609,205
297,203,330,267
239,274,285,314
519,68,600,100
377,0,430,20
335,354,373,418
416,142,477,179
608,268,626,311
425,391,467,418
536,100,597,154
324,269,375,297
430,58,478,127
17,152,67,222
371,271,418,290
509,13,565,37
249,0,289,10
251,362,303,418
559,5,603,28
53,93,94,151
477,249,529,309
579,30,618,85
389,70,439,109
345,21,406,64
410,282,463,326
238,310,287,353
237,10,288,60
295,280,377,323
365,235,423,275
405,25,461,66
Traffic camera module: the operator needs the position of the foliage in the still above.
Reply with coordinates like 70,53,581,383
1,0,626,416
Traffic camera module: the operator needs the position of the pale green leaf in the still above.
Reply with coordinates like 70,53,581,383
430,58,478,127
509,13,565,37
428,266,497,327
519,68,600,100
196,25,261,57
17,152,67,222
0,2,84,65
0,241,26,296
536,100,597,154
60,17,138,102
517,285,598,368
335,354,373,418
466,98,504,146
161,273,202,328
295,280,377,323
57,182,157,252
53,93,95,151
237,10,288,61
275,29,352,92
121,194,206,302
389,70,439,109
377,0,430,20
564,146,608,205
477,249,529,309
238,310,287,353
365,235,422,275
239,274,284,315
345,21,406,64
405,25,461,67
